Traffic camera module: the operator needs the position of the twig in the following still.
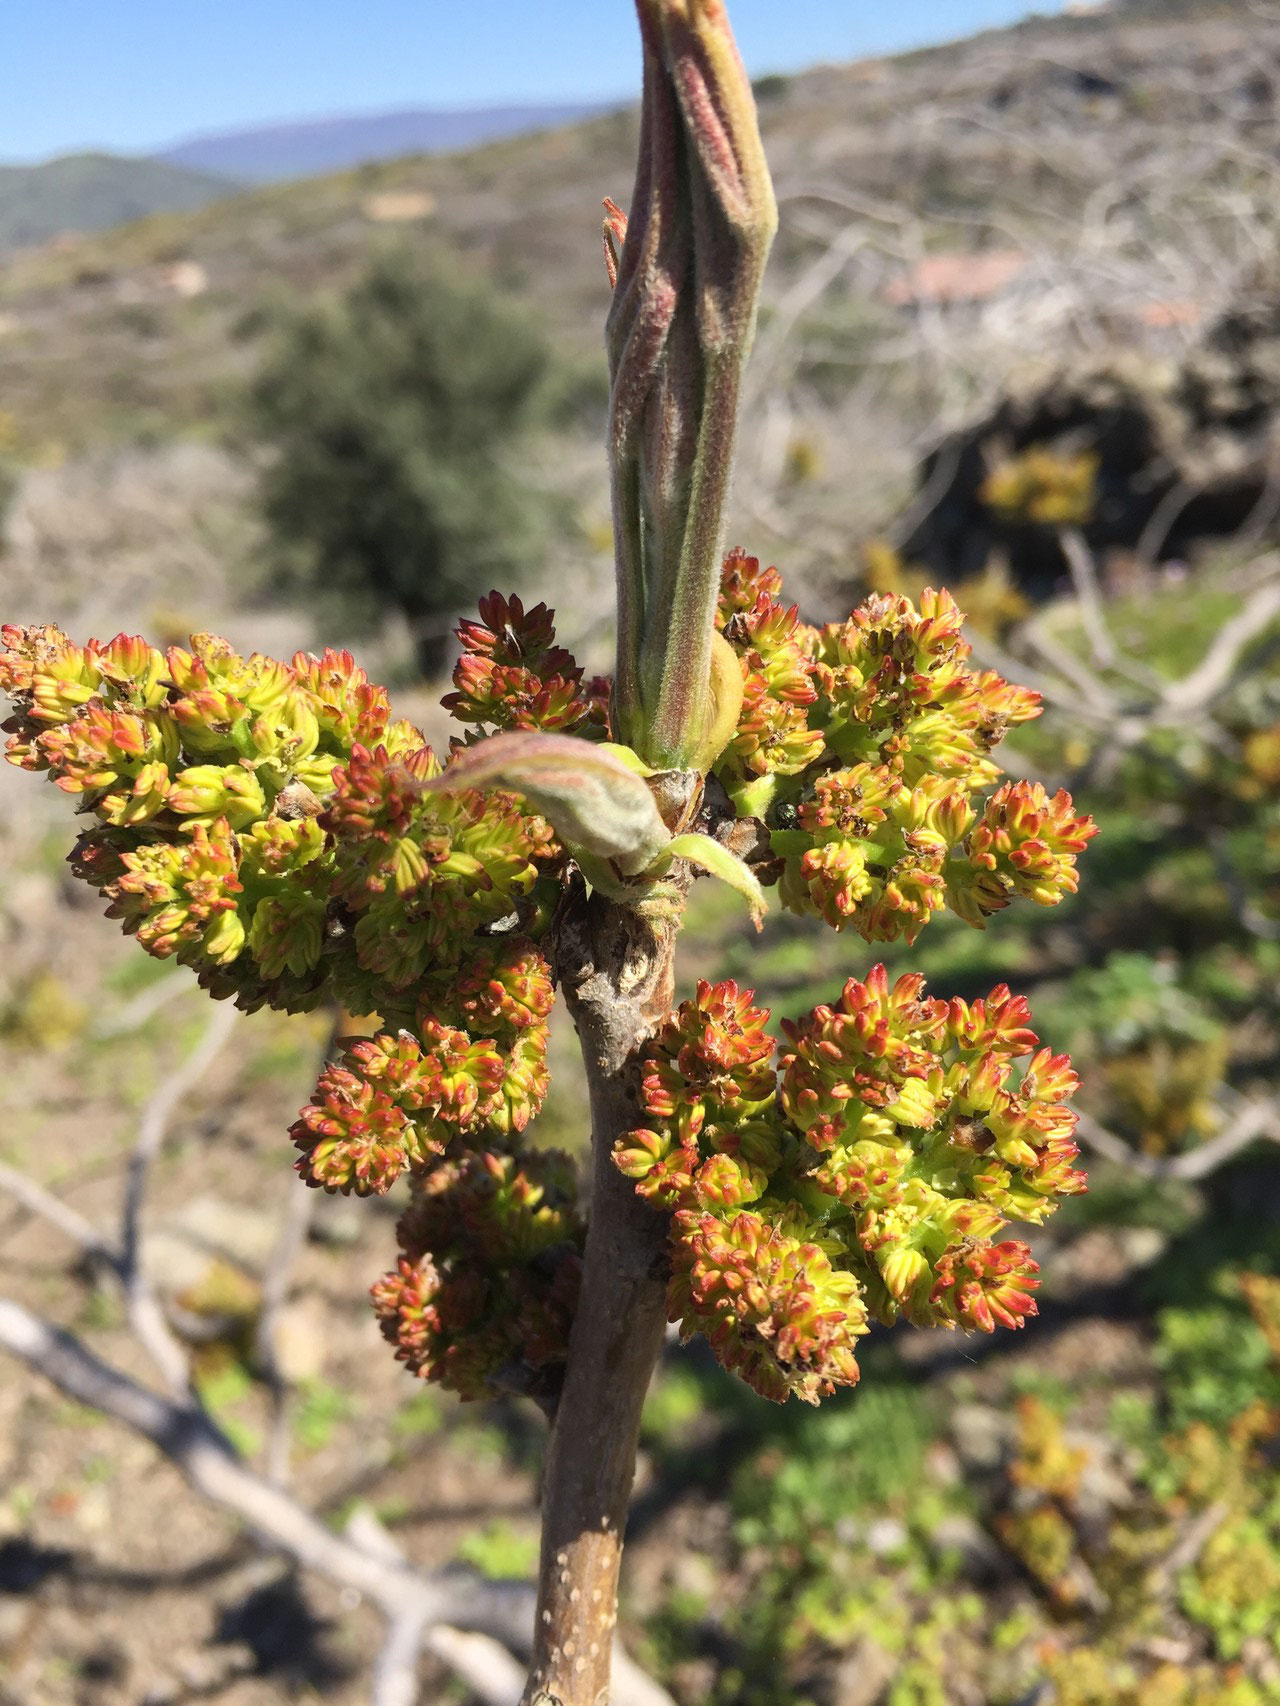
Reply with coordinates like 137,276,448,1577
0,1161,117,1266
888,434,968,553
424,1625,526,1706
120,1002,239,1290
255,1178,316,1486
352,1507,568,1706
966,628,1114,728
0,1296,676,1706
1058,526,1117,670
119,1002,240,1397
0,1003,239,1399
1209,826,1280,943
351,1508,528,1706
0,1018,232,1397
1146,1502,1229,1598
375,1604,437,1706
1235,458,1280,551
256,1011,347,1484
1053,531,1164,695
0,1297,427,1612
1157,576,1280,720
1073,1101,1280,1184
90,972,196,1039
1017,615,1121,718
1133,480,1199,569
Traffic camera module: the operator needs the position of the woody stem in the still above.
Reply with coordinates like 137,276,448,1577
521,888,678,1706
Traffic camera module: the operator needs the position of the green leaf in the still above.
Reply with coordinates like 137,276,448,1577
422,731,671,876
596,742,657,777
730,774,784,822
768,828,811,856
653,832,767,928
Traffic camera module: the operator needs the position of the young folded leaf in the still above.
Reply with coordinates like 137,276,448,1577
421,730,672,876
607,0,777,770
649,831,766,927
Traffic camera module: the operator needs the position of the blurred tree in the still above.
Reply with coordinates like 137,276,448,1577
249,247,562,677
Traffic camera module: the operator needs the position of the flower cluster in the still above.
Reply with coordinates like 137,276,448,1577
615,981,779,1210
0,618,585,1396
290,937,554,1194
712,557,1096,943
3,561,1090,1409
667,1208,867,1405
715,548,825,796
442,592,607,738
0,625,555,1011
618,966,1083,1402
371,1149,583,1400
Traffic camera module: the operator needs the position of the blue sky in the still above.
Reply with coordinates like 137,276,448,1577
2,1,1063,165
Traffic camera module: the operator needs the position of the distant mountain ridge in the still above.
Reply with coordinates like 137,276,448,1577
155,102,617,184
0,153,235,252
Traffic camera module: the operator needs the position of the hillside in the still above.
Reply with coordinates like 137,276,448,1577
0,152,236,253
156,102,617,183
0,0,1276,626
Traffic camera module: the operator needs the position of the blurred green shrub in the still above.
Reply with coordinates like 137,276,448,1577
1066,954,1228,1154
248,247,563,676
456,1518,539,1580
980,445,1099,527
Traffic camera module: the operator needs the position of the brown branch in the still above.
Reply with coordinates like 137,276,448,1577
1058,525,1118,672
523,887,681,1705
1157,575,1280,721
255,1175,316,1486
0,1160,118,1265
119,1001,240,1397
1146,1502,1229,1600
0,1294,673,1706
1073,1101,1280,1184
255,1016,344,1488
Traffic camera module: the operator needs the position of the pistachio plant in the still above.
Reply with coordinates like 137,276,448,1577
0,3,1096,1702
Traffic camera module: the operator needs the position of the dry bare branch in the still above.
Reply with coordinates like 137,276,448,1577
119,1001,240,1397
1073,1101,1280,1184
422,1624,526,1706
0,1296,677,1706
1058,526,1118,671
89,970,197,1039
1209,825,1280,943
1146,1502,1230,1599
1157,575,1280,720
0,1160,118,1266
255,1174,316,1486
1016,616,1123,719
